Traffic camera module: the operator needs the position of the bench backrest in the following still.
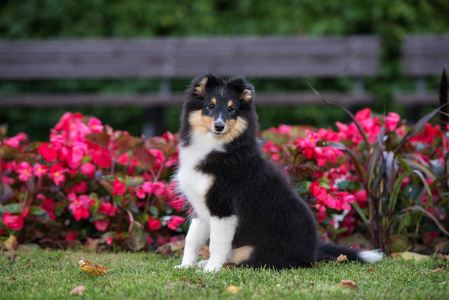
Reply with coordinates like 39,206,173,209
402,35,449,77
0,36,380,80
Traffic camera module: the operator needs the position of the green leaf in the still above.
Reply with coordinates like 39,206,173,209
149,206,159,217
0,203,24,214
28,205,47,216
400,206,449,236
388,170,412,212
352,201,369,227
295,181,311,194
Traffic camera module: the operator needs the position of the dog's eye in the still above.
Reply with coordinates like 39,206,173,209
207,103,215,109
228,106,235,112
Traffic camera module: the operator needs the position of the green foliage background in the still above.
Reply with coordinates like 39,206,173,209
1,0,449,140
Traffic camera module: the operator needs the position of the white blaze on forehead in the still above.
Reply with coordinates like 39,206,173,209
216,113,224,123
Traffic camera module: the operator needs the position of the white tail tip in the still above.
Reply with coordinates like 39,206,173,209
359,250,384,263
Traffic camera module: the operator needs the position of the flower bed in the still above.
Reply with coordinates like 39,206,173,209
1,109,448,253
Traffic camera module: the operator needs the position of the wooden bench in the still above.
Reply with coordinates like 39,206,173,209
395,35,449,107
0,36,380,136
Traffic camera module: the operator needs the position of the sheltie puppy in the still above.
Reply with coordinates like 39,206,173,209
175,73,382,272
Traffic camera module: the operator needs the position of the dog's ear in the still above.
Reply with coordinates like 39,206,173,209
189,73,222,99
228,76,255,102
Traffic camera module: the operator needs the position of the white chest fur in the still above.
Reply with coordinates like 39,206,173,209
176,132,225,219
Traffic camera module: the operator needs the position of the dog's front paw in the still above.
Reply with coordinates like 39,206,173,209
197,260,209,269
203,262,222,273
173,263,197,269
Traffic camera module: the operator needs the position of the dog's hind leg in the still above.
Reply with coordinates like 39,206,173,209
175,218,210,269
203,215,238,272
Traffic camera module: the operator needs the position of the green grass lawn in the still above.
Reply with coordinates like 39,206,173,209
1,249,448,300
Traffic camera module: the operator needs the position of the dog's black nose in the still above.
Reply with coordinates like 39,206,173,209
214,121,225,132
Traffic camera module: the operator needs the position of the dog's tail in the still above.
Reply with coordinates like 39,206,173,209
316,242,383,263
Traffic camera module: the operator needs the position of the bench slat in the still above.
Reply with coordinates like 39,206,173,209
0,93,374,107
0,36,380,79
402,35,449,76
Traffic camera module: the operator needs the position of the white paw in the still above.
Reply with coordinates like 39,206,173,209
197,260,209,269
173,263,197,269
203,262,222,273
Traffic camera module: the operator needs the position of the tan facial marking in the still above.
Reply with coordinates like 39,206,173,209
189,110,247,142
228,100,233,107
212,98,217,105
189,110,214,134
195,77,208,97
231,246,254,264
239,89,252,101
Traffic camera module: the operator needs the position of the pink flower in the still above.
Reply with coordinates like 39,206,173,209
88,118,104,132
136,188,146,199
66,232,78,242
167,216,185,230
278,124,292,134
117,153,129,165
38,194,56,221
54,112,74,131
68,193,92,221
354,190,368,208
112,179,126,195
152,182,166,197
4,132,28,148
81,162,96,177
2,212,24,230
38,142,57,162
98,202,116,216
90,146,111,168
50,134,64,150
385,112,400,131
106,236,113,245
33,163,48,178
67,142,87,169
142,181,153,194
148,217,161,230
94,220,108,231
17,161,32,181
150,149,165,169
73,181,88,194
49,163,65,186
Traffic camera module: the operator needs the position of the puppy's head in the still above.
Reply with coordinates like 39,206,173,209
182,73,255,142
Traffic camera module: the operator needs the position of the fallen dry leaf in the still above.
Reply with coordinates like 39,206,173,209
85,238,100,252
367,264,375,272
432,265,446,273
392,251,430,262
434,254,448,261
340,280,357,288
336,254,348,263
155,240,185,257
4,235,18,251
199,245,210,259
226,285,241,294
7,253,19,265
156,244,174,257
78,260,109,276
70,286,85,295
